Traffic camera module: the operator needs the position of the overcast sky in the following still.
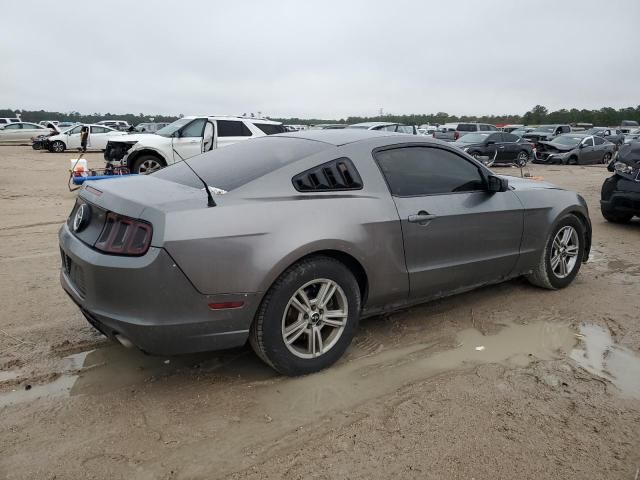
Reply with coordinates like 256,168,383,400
2,0,639,119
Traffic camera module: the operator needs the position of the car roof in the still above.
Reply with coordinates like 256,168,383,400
183,115,281,124
557,133,588,138
348,122,398,127
274,129,430,146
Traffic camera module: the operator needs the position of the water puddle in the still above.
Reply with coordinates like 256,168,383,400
570,324,640,398
1,320,639,409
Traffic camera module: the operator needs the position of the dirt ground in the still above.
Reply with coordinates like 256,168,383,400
0,145,639,480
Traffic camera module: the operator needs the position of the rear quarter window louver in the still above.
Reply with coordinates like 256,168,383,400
292,158,363,192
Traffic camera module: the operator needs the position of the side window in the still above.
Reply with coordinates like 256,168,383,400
68,126,82,134
375,147,485,196
292,158,363,192
487,124,498,131
254,123,286,135
91,126,109,134
503,133,519,143
594,136,605,145
562,126,570,133
180,119,206,137
487,133,501,143
458,124,477,132
4,124,21,130
217,120,252,137
479,124,491,131
583,137,594,147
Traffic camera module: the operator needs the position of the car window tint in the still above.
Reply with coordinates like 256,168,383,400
254,123,286,135
487,124,498,131
154,137,328,191
217,120,252,137
487,133,501,142
68,126,82,134
583,137,594,147
594,136,605,145
4,124,21,130
180,119,206,137
396,125,414,134
479,124,491,131
91,126,109,133
458,124,477,132
375,147,485,196
503,133,519,142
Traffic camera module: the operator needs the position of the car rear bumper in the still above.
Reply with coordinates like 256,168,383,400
600,175,640,214
59,223,260,355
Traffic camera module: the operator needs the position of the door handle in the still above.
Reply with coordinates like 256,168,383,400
408,211,437,224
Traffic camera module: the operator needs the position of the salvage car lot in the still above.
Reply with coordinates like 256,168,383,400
1,146,639,479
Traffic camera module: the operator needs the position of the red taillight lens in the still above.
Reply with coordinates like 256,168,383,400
95,212,152,256
208,301,245,310
454,131,460,140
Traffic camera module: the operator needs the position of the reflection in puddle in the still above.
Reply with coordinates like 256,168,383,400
570,324,640,398
1,320,639,409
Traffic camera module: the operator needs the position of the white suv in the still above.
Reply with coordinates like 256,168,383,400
104,116,286,173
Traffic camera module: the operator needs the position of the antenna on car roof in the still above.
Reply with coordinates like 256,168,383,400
172,148,216,207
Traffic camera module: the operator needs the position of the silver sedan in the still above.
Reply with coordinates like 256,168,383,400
59,130,592,375
0,122,50,144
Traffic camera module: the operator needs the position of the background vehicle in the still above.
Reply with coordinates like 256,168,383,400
0,122,49,144
432,122,497,141
623,128,640,145
601,142,640,223
510,127,536,137
347,122,417,134
133,122,170,133
47,124,125,152
418,125,438,135
60,130,591,376
0,117,20,125
534,134,615,165
620,120,639,134
104,116,285,174
310,124,348,130
454,132,534,167
583,127,624,148
97,120,131,131
38,120,60,127
502,124,524,133
522,125,571,146
57,121,76,130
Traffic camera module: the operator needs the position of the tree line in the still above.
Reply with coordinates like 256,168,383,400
3,105,640,127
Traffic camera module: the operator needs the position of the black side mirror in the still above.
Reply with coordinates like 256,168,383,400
578,143,585,149
487,175,508,192
486,140,495,145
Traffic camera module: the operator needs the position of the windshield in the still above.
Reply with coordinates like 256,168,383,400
531,125,555,133
154,136,328,192
552,135,583,146
155,118,194,137
455,133,491,144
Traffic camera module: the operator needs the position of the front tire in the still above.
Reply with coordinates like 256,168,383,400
131,155,165,174
249,256,361,376
526,215,585,290
51,140,65,153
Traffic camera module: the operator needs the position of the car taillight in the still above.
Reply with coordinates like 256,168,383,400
95,212,152,256
454,131,460,140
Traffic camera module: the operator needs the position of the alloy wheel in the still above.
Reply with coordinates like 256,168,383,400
138,159,162,174
516,151,529,166
602,153,612,164
551,226,579,279
281,279,348,359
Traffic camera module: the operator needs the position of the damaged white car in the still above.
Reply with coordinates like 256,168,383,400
104,116,285,174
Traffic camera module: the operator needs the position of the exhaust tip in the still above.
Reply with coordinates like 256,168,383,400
114,334,134,349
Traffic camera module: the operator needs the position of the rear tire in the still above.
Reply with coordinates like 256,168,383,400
526,215,585,290
249,256,360,376
602,152,612,164
516,150,529,167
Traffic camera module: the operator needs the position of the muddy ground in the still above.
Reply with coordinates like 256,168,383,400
0,145,639,480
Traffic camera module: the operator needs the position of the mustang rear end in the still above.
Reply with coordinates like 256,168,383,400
59,181,259,355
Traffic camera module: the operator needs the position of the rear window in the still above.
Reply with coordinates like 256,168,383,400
254,123,286,135
457,124,477,132
154,137,327,191
217,120,252,137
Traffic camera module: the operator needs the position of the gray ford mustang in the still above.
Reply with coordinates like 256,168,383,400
59,130,592,375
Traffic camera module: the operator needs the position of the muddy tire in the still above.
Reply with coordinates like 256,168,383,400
249,256,360,376
526,214,586,290
51,140,65,153
131,155,165,174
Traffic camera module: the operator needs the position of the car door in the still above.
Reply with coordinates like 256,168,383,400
172,118,207,161
484,133,501,161
201,120,216,153
593,135,609,159
65,125,83,149
374,145,523,301
578,136,597,164
0,123,22,143
216,119,254,149
499,132,521,162
89,125,115,150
